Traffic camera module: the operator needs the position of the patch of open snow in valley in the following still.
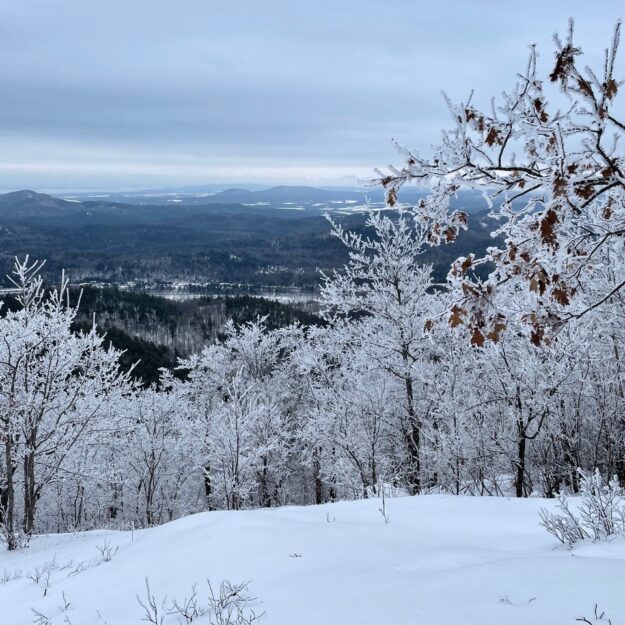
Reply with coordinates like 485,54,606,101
1,496,624,624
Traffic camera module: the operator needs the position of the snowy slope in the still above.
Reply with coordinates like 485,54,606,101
1,495,624,625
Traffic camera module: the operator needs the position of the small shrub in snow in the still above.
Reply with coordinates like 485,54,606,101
30,606,74,625
137,577,264,625
168,583,208,623
28,563,52,585
58,591,72,614
137,578,165,625
0,567,23,584
95,539,118,563
577,603,613,625
204,580,263,625
30,609,52,625
378,485,390,524
540,470,625,545
28,556,59,595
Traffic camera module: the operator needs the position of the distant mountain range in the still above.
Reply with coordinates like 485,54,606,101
2,185,492,214
201,185,387,205
60,184,406,207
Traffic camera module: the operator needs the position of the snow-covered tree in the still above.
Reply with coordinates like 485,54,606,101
377,20,625,345
0,258,132,548
181,320,299,510
125,379,200,526
295,323,398,500
321,210,443,492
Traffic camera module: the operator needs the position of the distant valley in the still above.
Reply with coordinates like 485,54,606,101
0,185,496,293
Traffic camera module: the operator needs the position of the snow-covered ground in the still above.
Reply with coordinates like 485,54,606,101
1,495,624,624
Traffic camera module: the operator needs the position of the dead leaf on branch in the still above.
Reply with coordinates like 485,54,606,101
575,184,594,200
605,78,619,100
452,211,468,227
576,78,593,97
552,287,570,306
460,256,473,273
533,98,548,122
529,269,549,296
485,127,501,146
387,188,397,207
539,210,559,249
443,227,457,243
553,177,567,198
470,329,485,347
462,282,479,296
449,305,465,328
549,44,582,84
486,320,507,343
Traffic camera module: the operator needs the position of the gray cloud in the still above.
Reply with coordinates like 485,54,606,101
0,0,622,189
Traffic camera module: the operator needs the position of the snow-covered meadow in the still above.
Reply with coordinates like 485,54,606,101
1,495,624,625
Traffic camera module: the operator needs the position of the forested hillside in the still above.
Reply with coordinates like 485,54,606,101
1,286,323,386
0,189,497,286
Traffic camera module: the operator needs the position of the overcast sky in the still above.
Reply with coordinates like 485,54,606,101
0,1,622,190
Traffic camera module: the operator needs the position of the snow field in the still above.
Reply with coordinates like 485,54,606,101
1,495,624,625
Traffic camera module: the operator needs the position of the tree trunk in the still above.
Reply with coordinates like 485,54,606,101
371,457,378,497
313,447,323,505
258,456,271,508
23,448,36,536
515,423,526,498
203,465,215,510
404,377,421,494
1,435,17,550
